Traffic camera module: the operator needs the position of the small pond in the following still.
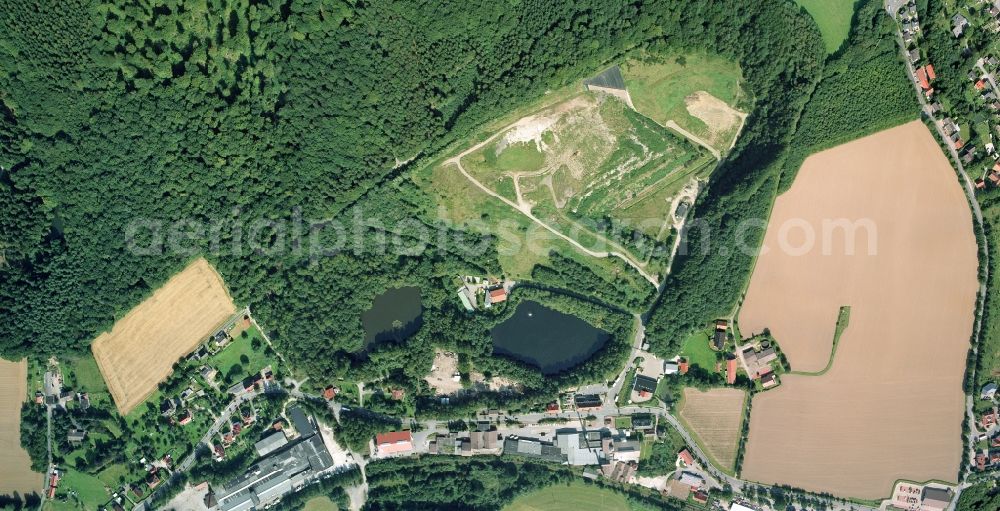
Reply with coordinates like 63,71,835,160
361,286,423,347
491,300,610,374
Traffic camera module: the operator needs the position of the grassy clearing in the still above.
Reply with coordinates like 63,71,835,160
503,481,631,511
58,468,111,509
617,366,638,407
417,154,653,303
794,0,859,54
303,496,339,511
623,53,745,150
680,331,717,370
67,355,108,394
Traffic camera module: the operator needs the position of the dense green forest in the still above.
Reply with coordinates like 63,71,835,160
0,0,922,416
645,0,917,352
364,456,575,510
956,480,1000,511
0,0,823,390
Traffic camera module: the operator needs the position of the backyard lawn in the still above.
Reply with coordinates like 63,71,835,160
680,330,717,370
58,468,111,509
210,326,278,386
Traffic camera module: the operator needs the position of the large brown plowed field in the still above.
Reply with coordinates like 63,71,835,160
0,358,43,495
92,258,236,415
678,387,746,471
738,121,978,499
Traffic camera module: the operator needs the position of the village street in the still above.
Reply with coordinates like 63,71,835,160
887,1,992,505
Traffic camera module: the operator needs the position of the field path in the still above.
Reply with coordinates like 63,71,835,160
444,132,658,286
664,120,721,159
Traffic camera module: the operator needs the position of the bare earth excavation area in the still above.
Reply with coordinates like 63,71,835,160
739,121,978,499
92,258,236,415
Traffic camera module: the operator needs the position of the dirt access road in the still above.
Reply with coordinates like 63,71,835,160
444,125,659,286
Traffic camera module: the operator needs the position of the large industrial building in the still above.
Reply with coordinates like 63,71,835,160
217,407,336,511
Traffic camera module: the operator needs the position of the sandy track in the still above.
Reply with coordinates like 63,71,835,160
444,120,658,286
738,121,978,499
92,258,236,415
0,358,43,495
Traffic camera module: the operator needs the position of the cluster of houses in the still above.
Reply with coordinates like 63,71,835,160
370,411,721,505
897,2,1000,183
974,382,999,472
456,275,512,311
37,369,94,444
37,369,87,410
429,423,503,456
226,367,277,396
740,342,781,390
210,406,260,461
905,2,1000,190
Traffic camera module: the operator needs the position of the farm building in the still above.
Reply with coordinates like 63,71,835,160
254,432,289,457
375,431,413,455
486,287,507,305
726,358,738,384
633,375,658,396
920,487,953,511
574,394,603,410
679,471,705,488
664,361,679,374
761,373,778,389
678,448,694,466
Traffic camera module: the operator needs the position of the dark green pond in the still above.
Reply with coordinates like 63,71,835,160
362,286,423,347
491,300,610,374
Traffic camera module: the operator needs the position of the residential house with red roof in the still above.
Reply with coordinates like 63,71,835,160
678,449,694,466
726,358,737,385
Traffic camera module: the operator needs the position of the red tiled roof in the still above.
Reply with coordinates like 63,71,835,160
323,386,336,400
726,358,737,385
376,431,413,454
489,288,507,302
678,449,694,465
926,65,936,80
976,79,987,90
916,67,931,90
678,360,689,375
376,430,412,445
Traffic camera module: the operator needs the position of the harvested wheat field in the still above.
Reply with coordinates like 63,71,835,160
678,387,747,471
0,358,43,495
92,258,236,415
739,121,977,499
